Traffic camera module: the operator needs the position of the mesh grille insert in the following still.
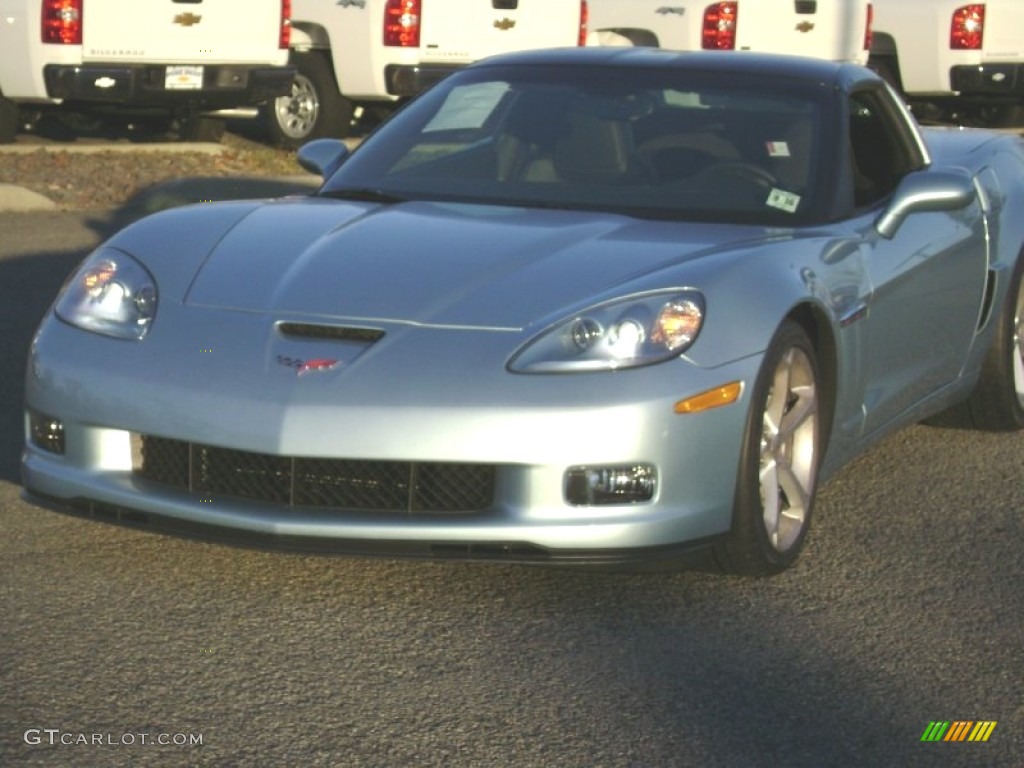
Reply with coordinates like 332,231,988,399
135,436,494,514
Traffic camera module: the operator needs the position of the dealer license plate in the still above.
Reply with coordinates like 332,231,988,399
165,66,204,90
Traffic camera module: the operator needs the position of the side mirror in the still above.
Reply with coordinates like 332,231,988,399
296,139,351,181
875,167,976,239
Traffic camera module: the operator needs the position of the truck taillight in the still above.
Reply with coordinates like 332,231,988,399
280,0,291,49
578,0,589,46
864,3,873,51
702,3,738,50
950,4,985,50
41,0,82,45
384,0,421,48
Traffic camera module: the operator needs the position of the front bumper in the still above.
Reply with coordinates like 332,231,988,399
22,308,761,565
43,64,295,109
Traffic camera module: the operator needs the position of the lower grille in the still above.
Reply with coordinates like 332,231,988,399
134,435,495,514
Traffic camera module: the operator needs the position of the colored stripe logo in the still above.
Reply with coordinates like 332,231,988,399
921,721,997,742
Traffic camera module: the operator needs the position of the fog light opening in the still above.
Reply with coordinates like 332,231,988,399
29,410,66,454
565,464,656,506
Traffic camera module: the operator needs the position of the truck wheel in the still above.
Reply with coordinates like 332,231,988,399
265,51,353,148
178,116,226,143
0,96,18,144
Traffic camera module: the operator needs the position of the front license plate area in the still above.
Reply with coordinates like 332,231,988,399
165,65,204,90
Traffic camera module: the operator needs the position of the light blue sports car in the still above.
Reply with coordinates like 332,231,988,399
22,48,1024,575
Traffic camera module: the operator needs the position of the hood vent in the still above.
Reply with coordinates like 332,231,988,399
277,322,385,343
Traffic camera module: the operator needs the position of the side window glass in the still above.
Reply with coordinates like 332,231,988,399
848,91,906,208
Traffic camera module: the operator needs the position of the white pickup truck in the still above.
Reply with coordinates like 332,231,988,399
869,0,1024,126
587,0,873,65
265,0,588,147
0,0,294,142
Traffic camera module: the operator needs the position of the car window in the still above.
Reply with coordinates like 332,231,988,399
848,88,919,207
325,65,833,225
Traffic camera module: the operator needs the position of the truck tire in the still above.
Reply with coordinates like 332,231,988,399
265,51,354,148
0,96,18,144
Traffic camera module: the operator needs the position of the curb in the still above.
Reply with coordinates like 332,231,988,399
0,183,58,212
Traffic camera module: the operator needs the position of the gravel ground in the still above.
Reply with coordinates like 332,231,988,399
0,132,303,211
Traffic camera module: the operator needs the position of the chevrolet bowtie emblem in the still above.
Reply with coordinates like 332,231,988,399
795,21,815,33
493,17,516,31
174,13,203,27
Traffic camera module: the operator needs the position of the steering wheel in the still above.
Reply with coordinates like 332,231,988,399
694,161,778,190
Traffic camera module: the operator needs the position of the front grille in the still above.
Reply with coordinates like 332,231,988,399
134,435,495,514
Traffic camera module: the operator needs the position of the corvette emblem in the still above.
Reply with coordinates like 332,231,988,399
795,21,815,33
174,13,202,26
493,17,516,31
277,355,341,376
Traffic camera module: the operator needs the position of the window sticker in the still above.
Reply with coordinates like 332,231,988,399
765,141,791,158
766,188,800,213
424,82,509,132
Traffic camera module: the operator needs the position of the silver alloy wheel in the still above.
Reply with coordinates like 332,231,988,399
274,74,319,140
759,345,818,552
1013,272,1024,405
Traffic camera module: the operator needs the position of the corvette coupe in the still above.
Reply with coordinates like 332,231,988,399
22,48,1024,575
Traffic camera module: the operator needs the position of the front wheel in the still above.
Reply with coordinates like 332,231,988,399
264,51,354,148
716,321,822,576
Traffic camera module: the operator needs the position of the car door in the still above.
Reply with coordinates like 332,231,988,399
847,87,988,437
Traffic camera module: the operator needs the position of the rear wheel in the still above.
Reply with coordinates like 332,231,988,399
264,51,353,148
716,321,821,576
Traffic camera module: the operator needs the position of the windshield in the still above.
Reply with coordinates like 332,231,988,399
321,64,832,225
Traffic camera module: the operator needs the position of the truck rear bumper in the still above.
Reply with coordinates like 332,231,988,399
43,64,295,110
385,64,463,97
951,63,1024,97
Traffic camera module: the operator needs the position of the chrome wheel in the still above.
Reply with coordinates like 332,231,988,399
274,74,320,141
759,345,818,553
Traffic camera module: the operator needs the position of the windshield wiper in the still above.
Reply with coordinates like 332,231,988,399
318,187,408,204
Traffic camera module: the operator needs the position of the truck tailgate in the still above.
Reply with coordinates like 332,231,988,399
419,0,581,63
82,0,284,64
735,1,869,64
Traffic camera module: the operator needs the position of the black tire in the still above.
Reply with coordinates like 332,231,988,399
715,321,822,576
264,51,354,148
178,116,226,143
950,255,1024,430
0,96,18,144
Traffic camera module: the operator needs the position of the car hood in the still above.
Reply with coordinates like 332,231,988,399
184,198,783,329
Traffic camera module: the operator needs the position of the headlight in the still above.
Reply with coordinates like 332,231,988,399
509,291,704,373
54,247,158,340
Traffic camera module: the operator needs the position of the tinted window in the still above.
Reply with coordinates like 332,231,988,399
323,65,834,225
